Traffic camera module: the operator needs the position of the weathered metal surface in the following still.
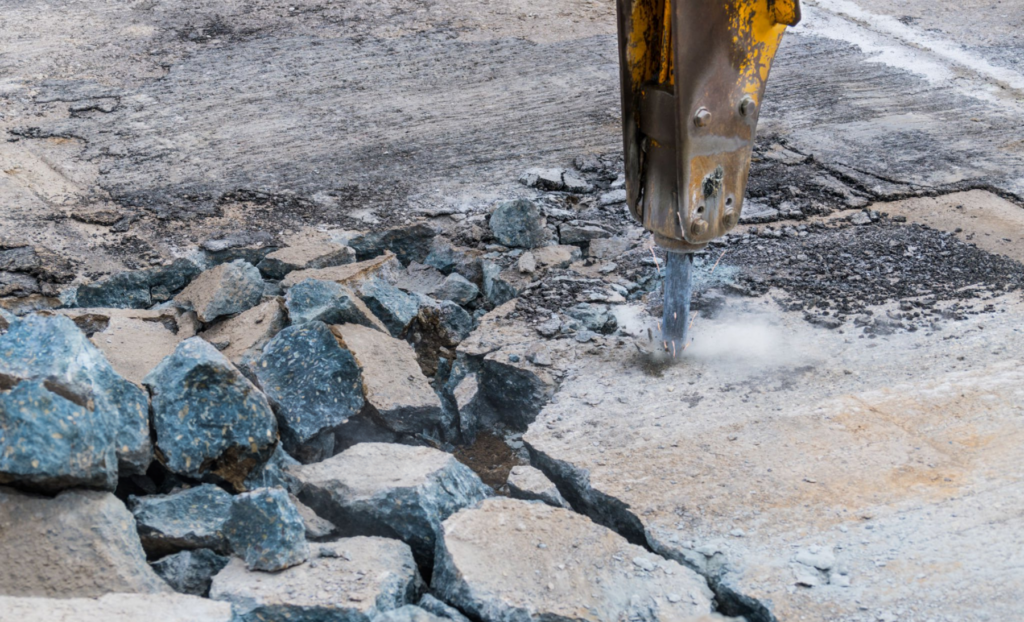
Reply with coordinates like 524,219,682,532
617,0,800,249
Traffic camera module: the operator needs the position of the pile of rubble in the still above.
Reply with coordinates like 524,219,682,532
0,160,724,620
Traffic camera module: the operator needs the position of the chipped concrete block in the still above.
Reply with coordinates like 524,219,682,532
294,443,491,567
489,200,549,249
199,298,287,378
210,537,422,620
224,487,309,572
281,251,401,290
285,278,388,332
0,487,171,597
128,484,233,557
433,498,713,622
506,465,569,509
151,549,230,597
257,242,355,280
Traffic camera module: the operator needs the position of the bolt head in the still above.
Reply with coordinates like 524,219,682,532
724,210,739,227
740,96,757,117
690,219,709,236
693,108,712,128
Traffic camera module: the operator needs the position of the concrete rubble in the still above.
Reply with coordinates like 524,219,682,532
173,259,264,323
150,549,230,597
223,487,310,571
506,465,569,509
0,593,234,622
128,484,233,556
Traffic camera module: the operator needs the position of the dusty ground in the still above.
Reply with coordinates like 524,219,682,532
2,1,1023,621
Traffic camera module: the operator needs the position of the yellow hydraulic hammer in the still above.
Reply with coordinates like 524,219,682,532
616,0,800,353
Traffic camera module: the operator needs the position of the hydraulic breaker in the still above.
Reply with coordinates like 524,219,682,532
616,0,800,354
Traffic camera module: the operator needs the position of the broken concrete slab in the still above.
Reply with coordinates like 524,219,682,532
210,537,422,621
481,261,524,307
489,199,549,249
0,487,171,597
559,223,611,245
394,262,447,296
199,298,287,378
144,337,277,489
255,322,364,463
151,548,230,597
0,593,233,622
587,237,634,260
224,487,309,572
0,313,151,476
0,379,118,493
433,497,713,622
524,303,1024,621
128,484,233,557
294,443,491,567
257,241,356,280
201,231,278,266
74,259,202,309
174,259,264,323
333,323,446,436
286,278,386,332
506,465,569,509
281,251,402,290
88,314,184,386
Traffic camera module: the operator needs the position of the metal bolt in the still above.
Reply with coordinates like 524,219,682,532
740,96,756,117
693,108,712,127
724,209,739,227
690,219,709,236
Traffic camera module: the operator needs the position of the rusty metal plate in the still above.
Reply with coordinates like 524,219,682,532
616,0,800,250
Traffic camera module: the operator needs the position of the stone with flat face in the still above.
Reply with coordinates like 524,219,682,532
210,537,421,621
199,298,287,379
285,278,386,332
0,487,171,597
128,484,233,557
257,242,355,280
293,443,491,568
0,593,233,622
151,548,230,597
433,498,713,622
174,260,264,323
223,487,309,572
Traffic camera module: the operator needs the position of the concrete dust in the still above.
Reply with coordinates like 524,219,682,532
683,311,813,370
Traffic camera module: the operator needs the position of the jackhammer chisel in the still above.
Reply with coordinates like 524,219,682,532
615,0,801,354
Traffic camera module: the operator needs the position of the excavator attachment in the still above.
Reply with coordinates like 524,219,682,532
617,0,800,252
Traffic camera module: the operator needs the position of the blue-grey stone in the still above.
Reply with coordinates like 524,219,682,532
255,322,364,464
257,245,355,281
74,259,202,309
285,279,380,329
489,199,549,249
294,443,491,569
224,487,309,572
433,274,478,306
349,223,436,265
174,260,264,323
416,595,471,622
151,548,230,597
423,238,458,273
243,444,301,494
566,302,617,334
358,277,419,336
0,380,118,492
481,262,518,306
144,337,277,489
128,484,234,556
0,314,151,475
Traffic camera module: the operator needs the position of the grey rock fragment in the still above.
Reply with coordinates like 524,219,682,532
506,465,569,509
567,302,617,334
559,223,611,245
588,237,633,260
0,380,118,492
349,223,437,265
519,168,591,193
294,443,491,567
433,498,713,622
257,243,355,280
224,487,310,572
850,211,872,226
395,262,447,296
151,549,230,597
531,245,581,269
0,487,171,597
374,605,447,622
598,189,627,206
479,353,556,430
333,324,445,436
0,308,15,333
128,484,233,556
285,278,386,331
255,322,364,463
144,337,277,490
416,594,472,622
289,493,337,541
517,252,537,274
0,314,151,477
359,277,421,336
489,199,549,249
434,273,479,305
280,251,402,290
738,200,780,224
210,537,422,620
174,260,264,323
481,261,519,306
201,231,278,266
0,593,233,621
74,259,202,309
